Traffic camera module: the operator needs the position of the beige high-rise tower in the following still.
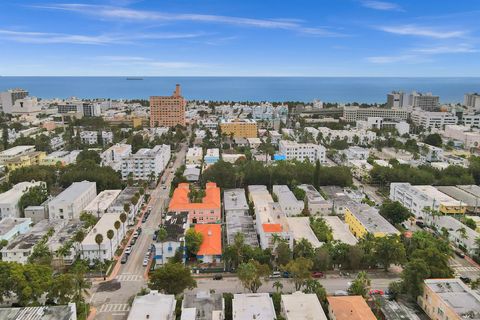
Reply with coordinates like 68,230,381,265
150,84,186,127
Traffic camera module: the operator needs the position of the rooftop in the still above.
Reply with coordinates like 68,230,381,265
0,218,31,237
182,291,224,320
327,296,376,320
347,204,399,235
3,220,65,251
49,181,96,206
436,186,479,207
371,295,421,320
0,303,77,320
232,293,276,320
221,118,257,124
281,292,327,320
194,224,222,256
297,184,325,202
127,291,176,320
0,145,35,157
412,185,460,206
163,212,188,242
323,216,358,245
223,189,248,212
83,190,121,213
169,183,221,212
109,187,141,209
82,212,122,246
205,148,220,157
425,278,480,317
0,181,43,205
286,217,322,248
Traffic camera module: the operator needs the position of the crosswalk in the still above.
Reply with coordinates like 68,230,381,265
98,304,130,313
116,274,143,282
454,266,480,272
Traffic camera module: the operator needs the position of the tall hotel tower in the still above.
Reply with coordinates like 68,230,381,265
150,84,186,127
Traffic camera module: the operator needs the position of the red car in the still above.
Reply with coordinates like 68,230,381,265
369,289,384,295
311,272,324,278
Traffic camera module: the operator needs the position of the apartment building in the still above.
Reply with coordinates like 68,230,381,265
461,113,480,128
409,91,440,111
150,84,186,127
194,224,222,263
0,88,29,114
232,293,276,320
168,183,221,224
411,110,458,129
343,106,408,122
0,145,35,164
153,213,187,265
345,203,399,238
186,147,203,166
0,181,45,219
204,148,220,167
224,189,259,247
48,181,97,220
80,131,113,145
182,292,224,320
278,140,326,163
81,212,125,261
327,296,376,320
297,184,332,215
219,118,258,138
431,216,479,256
272,185,304,216
128,291,176,320
121,145,171,180
281,292,327,320
83,189,121,216
248,185,293,250
286,217,322,248
418,279,480,320
390,183,465,217
356,117,410,135
41,150,80,166
101,143,132,171
317,127,377,145
464,93,480,112
3,150,46,171
0,217,32,241
443,125,480,149
387,91,407,108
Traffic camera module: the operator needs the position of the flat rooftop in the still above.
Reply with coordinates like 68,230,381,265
347,204,399,235
3,220,65,251
323,216,358,245
286,217,322,248
84,189,121,213
413,185,460,206
425,278,480,316
110,187,140,208
281,292,327,320
0,304,77,320
0,218,31,237
232,293,276,320
436,186,479,207
297,184,325,202
224,189,249,212
82,212,122,246
182,291,223,320
49,181,96,205
0,145,35,157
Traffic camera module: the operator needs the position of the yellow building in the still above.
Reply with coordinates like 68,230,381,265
5,151,46,171
220,119,258,138
418,279,480,320
344,204,399,239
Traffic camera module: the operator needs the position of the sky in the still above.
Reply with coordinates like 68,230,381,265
0,0,479,76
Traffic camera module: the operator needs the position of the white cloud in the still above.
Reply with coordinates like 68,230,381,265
413,44,477,54
366,54,417,64
32,3,341,36
94,55,205,69
361,1,403,11
378,24,466,38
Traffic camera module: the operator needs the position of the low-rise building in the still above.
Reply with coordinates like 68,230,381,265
49,220,84,267
4,150,46,171
272,185,304,216
340,146,370,161
323,216,358,245
0,145,35,164
345,203,399,238
411,110,458,129
194,224,222,263
41,150,79,166
233,293,276,320
430,216,479,256
108,187,144,222
281,292,327,320
220,118,258,138
443,125,480,149
0,303,77,320
371,295,421,320
0,217,31,241
121,145,171,180
169,183,221,224
327,296,376,320
247,137,262,149
0,181,45,219
204,148,220,168
81,212,125,261
286,217,322,248
222,153,246,164
80,130,113,145
317,127,377,145
278,140,326,163
127,291,176,320
224,189,259,247
101,143,132,171
153,212,187,265
297,184,332,215
343,106,408,122
48,181,97,220
186,147,203,166
418,278,480,320
83,189,121,216
182,291,224,320
184,166,200,182
436,185,480,214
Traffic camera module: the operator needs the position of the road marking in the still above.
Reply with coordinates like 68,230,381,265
117,274,143,282
454,266,480,272
98,304,130,313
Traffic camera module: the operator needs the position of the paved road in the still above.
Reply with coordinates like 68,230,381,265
91,144,188,320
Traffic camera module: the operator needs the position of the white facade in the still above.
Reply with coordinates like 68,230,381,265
387,91,408,108
83,190,121,216
464,93,480,111
81,212,125,261
101,143,132,171
408,91,439,111
233,293,276,320
272,185,304,216
48,181,97,220
128,291,176,320
462,113,480,128
0,89,29,114
0,145,36,164
186,147,203,166
343,106,409,122
341,146,370,161
80,131,113,145
0,181,45,219
443,125,480,149
121,145,171,180
0,217,32,242
297,184,332,215
318,127,377,145
281,292,327,320
278,140,326,163
356,117,410,136
411,110,458,129
430,216,479,256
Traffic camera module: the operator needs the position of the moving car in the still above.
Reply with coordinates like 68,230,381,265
213,274,223,280
460,276,471,284
455,250,465,258
269,271,281,278
142,259,149,267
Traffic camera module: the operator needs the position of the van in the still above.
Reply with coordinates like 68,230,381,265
269,271,281,279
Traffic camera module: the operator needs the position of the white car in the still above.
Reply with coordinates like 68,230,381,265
125,246,132,254
142,259,149,267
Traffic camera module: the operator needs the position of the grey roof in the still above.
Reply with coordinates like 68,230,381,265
110,187,140,208
164,213,188,241
226,213,259,247
297,184,325,202
347,203,399,235
224,189,248,212
0,304,76,320
3,220,61,251
49,181,96,205
436,186,479,208
0,218,31,237
182,291,224,320
372,295,421,320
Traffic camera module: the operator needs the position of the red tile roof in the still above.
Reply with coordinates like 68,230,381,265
194,224,222,256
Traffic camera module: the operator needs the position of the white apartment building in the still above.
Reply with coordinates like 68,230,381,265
343,106,409,122
281,292,327,320
83,189,121,216
186,147,203,166
462,113,480,128
50,136,65,150
0,181,45,219
0,145,36,164
48,181,97,220
278,140,326,163
408,91,440,111
318,127,377,145
121,145,171,180
340,146,370,161
443,125,480,149
431,216,479,256
233,293,276,320
81,212,125,261
387,91,408,108
101,143,132,171
0,88,29,114
128,291,176,320
411,110,458,129
464,93,480,111
80,131,113,145
248,185,293,250
356,117,410,136
272,185,304,216
0,217,32,242
297,184,332,215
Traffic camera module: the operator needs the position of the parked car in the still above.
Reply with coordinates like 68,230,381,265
153,232,157,241
282,271,291,278
133,231,139,239
137,227,142,235
213,274,223,280
142,259,149,267
125,246,132,255
311,271,324,278
369,289,384,295
416,221,425,228
455,250,465,258
460,276,471,284
334,290,348,296
121,255,128,264
269,271,281,279
130,238,136,246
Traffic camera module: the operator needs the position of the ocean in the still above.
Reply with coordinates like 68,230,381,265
0,77,479,103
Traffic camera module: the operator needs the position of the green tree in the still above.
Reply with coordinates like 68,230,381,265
401,258,430,299
76,150,101,164
379,201,411,224
80,212,98,228
303,279,327,305
106,229,114,260
374,235,406,271
293,238,315,259
237,260,271,293
185,228,204,257
313,160,320,190
74,230,85,259
423,133,442,147
114,220,121,246
95,234,103,261
28,242,53,266
273,280,283,293
284,257,313,291
310,217,333,242
275,240,292,266
348,271,371,297
18,185,48,214
201,161,237,189
148,262,197,295
119,212,127,236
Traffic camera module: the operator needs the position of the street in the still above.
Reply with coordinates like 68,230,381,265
90,144,188,320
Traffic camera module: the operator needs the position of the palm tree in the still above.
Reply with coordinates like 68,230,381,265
457,227,468,242
74,230,85,259
119,213,127,236
114,220,121,246
95,233,104,261
106,229,114,260
273,281,283,293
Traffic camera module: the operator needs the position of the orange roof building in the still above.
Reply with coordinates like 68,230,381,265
194,224,222,263
168,182,221,224
327,296,376,320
